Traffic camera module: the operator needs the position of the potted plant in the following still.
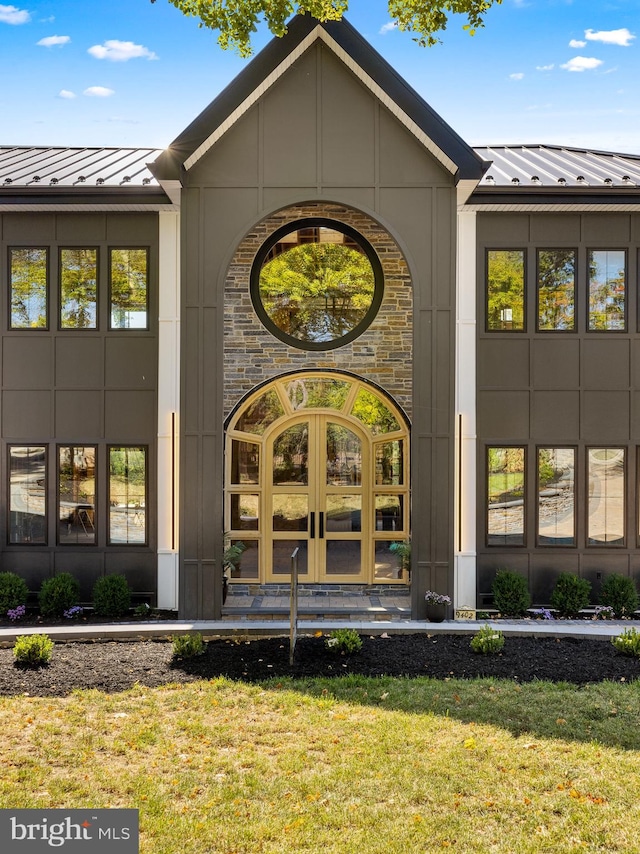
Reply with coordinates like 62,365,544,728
424,591,452,622
389,540,411,579
222,537,246,604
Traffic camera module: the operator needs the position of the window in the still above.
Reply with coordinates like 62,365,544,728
109,248,148,329
58,446,96,544
108,447,147,544
588,448,625,545
537,250,575,331
486,250,525,331
60,248,97,329
588,250,625,330
10,248,48,328
9,446,47,543
487,447,525,545
251,219,383,350
537,448,575,545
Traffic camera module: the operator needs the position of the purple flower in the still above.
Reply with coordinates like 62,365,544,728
531,608,555,620
63,605,84,619
7,604,26,621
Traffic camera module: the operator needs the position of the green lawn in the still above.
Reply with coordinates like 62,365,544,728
1,676,640,853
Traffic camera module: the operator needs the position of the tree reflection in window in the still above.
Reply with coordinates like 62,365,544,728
61,249,97,329
589,251,625,331
253,221,382,350
537,250,575,331
10,248,47,329
110,248,148,329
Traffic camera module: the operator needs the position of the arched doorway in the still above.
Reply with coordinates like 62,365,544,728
225,372,409,585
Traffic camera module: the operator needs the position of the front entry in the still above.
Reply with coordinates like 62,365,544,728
267,414,367,582
225,372,409,586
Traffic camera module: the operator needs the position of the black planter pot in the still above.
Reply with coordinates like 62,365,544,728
425,603,447,623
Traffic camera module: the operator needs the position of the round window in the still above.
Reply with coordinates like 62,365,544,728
250,218,383,351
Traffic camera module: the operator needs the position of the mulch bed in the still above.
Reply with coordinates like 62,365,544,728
1,633,639,697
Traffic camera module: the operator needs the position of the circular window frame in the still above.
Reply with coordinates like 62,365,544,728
250,217,384,351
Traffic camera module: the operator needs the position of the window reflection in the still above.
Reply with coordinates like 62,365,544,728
351,389,399,434
231,440,259,484
589,250,625,331
9,446,47,543
108,447,146,544
258,225,376,345
272,423,308,485
486,250,525,331
537,448,575,546
588,448,625,545
537,250,575,331
10,248,47,329
326,423,361,486
60,248,97,329
59,446,96,545
487,447,525,546
230,494,259,531
236,390,284,435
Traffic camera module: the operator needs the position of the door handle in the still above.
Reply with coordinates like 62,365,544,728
310,512,315,539
319,512,324,539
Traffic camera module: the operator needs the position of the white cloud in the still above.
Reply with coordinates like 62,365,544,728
83,86,115,97
585,27,635,47
509,72,524,80
536,64,554,71
37,35,70,47
561,56,604,72
88,40,158,62
569,39,586,48
0,4,30,24
58,90,76,99
379,21,397,35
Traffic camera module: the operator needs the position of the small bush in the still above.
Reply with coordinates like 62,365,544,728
0,571,29,615
470,624,505,655
600,574,639,619
491,570,531,617
38,573,80,618
13,634,54,666
612,627,640,658
325,629,363,655
550,573,591,618
93,574,131,618
172,632,206,659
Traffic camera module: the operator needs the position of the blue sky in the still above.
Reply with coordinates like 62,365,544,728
1,0,639,152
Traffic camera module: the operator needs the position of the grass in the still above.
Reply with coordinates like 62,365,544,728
1,676,640,852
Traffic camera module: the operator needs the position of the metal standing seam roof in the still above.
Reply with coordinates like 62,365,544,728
0,146,163,187
474,144,640,188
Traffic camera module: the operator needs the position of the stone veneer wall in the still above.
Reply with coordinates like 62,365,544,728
224,202,413,418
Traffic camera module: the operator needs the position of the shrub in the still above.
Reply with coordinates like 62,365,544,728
92,574,131,618
612,627,640,658
172,632,206,659
38,573,80,618
470,624,505,654
0,571,29,616
13,634,54,666
600,574,639,619
325,629,363,655
491,570,531,617
550,573,591,618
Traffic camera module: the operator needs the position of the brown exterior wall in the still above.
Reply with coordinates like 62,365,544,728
0,212,159,603
476,212,640,606
179,41,458,618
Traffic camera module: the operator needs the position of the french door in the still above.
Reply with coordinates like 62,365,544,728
265,414,368,582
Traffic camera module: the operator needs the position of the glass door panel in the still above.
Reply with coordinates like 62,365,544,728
324,541,361,576
272,540,309,575
273,495,309,531
272,423,309,485
326,423,361,486
326,495,361,532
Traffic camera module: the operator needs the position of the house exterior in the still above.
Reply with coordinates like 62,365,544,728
2,16,640,619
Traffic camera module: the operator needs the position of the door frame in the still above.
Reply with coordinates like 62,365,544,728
224,371,410,586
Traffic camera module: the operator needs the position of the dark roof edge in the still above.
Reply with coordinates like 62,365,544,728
467,189,640,206
151,14,487,183
0,188,172,206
